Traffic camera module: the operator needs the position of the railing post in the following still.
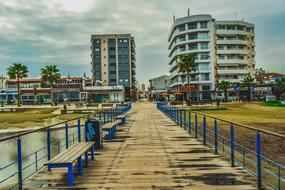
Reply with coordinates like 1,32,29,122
188,110,191,133
184,110,186,130
65,122,69,149
203,115,206,145
35,152,38,171
103,111,106,124
278,163,281,190
256,131,262,190
230,124,235,167
77,119,81,142
180,109,182,127
195,113,198,139
17,137,23,190
214,119,218,154
47,128,51,162
176,108,179,125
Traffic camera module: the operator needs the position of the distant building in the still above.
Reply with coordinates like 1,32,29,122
256,70,285,85
91,34,137,101
84,85,125,103
5,78,50,104
52,77,84,103
149,75,170,99
140,83,146,98
168,14,255,100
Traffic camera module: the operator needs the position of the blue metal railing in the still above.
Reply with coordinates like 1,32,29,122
0,102,132,190
157,102,285,190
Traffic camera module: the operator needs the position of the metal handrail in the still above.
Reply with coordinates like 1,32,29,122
193,112,285,138
0,115,89,142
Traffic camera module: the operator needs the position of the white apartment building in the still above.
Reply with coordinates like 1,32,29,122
168,14,255,100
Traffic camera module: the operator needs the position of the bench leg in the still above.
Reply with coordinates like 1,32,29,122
109,129,112,140
85,151,88,167
68,164,74,186
77,156,82,176
91,145,95,160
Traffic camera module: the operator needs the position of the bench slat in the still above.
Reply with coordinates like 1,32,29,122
46,143,80,164
102,120,120,129
65,143,94,163
45,142,94,165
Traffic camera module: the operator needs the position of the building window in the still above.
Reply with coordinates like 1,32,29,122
189,43,198,50
188,34,197,40
217,24,226,30
199,63,209,71
200,21,208,29
217,45,224,50
200,53,209,60
109,47,116,51
218,55,225,60
237,26,244,31
226,25,236,30
95,48,99,51
178,25,185,31
200,42,208,49
109,55,116,59
198,32,209,39
201,74,210,81
188,23,197,30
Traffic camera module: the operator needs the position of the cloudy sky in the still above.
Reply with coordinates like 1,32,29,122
0,0,284,85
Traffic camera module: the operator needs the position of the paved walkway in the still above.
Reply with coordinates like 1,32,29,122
25,102,258,189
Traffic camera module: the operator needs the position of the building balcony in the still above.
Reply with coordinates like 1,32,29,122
217,59,249,65
169,37,210,50
218,69,249,75
169,28,210,46
216,39,249,45
218,78,242,83
217,49,248,55
216,29,254,36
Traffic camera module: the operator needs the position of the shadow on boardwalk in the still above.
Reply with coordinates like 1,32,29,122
24,102,260,190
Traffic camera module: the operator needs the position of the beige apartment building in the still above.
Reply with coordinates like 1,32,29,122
91,34,136,101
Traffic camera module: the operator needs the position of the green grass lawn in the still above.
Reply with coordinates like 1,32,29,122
201,102,285,134
186,102,285,168
0,108,85,129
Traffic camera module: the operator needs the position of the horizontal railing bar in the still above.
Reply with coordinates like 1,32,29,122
194,111,285,138
0,115,89,142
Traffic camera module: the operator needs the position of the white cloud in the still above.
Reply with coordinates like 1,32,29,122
0,0,284,83
46,0,96,13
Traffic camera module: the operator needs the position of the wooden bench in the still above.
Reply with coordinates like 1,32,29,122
45,142,95,186
102,120,121,140
115,114,126,124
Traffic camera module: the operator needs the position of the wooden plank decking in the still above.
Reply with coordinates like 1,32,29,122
24,102,258,189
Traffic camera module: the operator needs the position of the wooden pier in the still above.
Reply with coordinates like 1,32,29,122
24,103,259,189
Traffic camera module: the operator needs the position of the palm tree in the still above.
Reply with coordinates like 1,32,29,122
216,80,231,102
41,65,61,105
177,54,197,103
241,75,255,102
7,63,29,106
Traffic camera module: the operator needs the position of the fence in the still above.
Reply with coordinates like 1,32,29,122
0,102,131,190
157,102,285,190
